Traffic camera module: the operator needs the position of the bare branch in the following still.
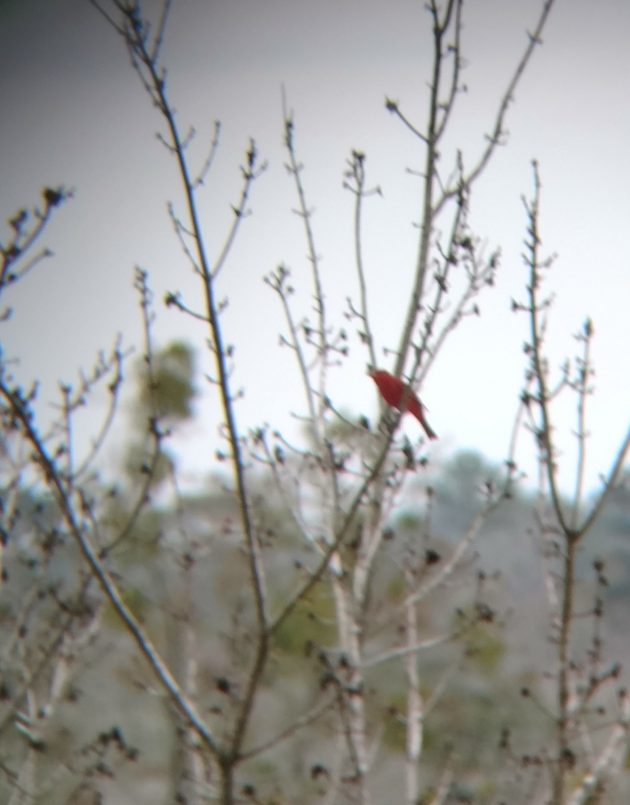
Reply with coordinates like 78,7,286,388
0,380,220,757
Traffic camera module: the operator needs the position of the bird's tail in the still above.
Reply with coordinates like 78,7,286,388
408,398,438,440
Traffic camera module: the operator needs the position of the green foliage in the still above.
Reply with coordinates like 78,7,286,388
121,341,197,487
272,583,336,656
122,440,174,487
385,573,406,603
463,622,506,675
381,692,407,751
103,584,149,630
136,340,197,423
396,509,423,531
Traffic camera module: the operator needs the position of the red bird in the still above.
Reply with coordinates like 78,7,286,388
369,369,437,440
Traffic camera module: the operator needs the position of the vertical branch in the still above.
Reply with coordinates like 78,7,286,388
522,161,568,533
521,164,575,802
570,319,594,529
404,565,422,805
392,0,446,375
97,11,270,785
518,163,630,803
265,265,318,425
343,150,379,369
98,0,267,636
390,0,556,380
553,540,576,804
282,105,329,429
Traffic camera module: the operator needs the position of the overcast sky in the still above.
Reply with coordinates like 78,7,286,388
1,0,629,496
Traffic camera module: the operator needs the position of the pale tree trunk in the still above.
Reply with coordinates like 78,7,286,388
167,588,214,804
331,575,370,804
404,566,423,804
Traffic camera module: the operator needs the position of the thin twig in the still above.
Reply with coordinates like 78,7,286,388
0,382,219,757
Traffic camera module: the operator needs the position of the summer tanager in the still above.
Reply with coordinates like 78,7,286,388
369,369,437,440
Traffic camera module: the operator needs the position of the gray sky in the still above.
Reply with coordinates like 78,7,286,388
1,0,629,494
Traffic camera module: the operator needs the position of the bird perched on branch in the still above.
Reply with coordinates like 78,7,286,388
369,368,437,440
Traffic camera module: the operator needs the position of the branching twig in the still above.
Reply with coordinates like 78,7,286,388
0,380,220,756
516,162,630,804
343,150,379,369
93,8,270,775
